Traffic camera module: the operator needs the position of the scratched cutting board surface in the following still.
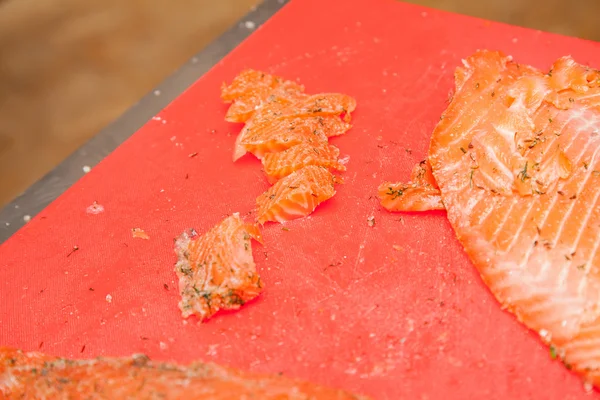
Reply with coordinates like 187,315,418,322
2,0,600,398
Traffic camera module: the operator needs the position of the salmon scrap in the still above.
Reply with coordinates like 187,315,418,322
233,109,354,162
378,159,444,212
262,141,347,184
220,69,305,123
380,50,600,386
0,347,370,399
232,104,324,161
174,213,263,322
221,70,356,163
256,165,340,224
231,97,355,162
223,70,355,224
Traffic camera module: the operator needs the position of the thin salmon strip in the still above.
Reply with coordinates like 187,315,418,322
379,159,444,212
174,213,263,322
223,70,356,161
256,165,339,224
0,347,370,399
232,102,354,161
232,102,330,161
262,141,346,184
279,93,357,122
386,50,600,386
221,69,305,123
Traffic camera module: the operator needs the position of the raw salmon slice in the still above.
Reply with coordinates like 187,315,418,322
378,159,444,212
232,100,354,161
174,213,263,322
232,104,326,161
223,70,356,161
280,93,357,122
0,347,370,399
256,165,339,224
221,69,305,123
384,50,600,386
262,141,347,184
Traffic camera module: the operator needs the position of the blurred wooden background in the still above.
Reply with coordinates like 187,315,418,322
0,0,599,207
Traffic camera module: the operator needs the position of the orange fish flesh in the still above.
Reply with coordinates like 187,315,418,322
220,69,305,123
0,347,370,399
262,141,346,184
232,99,354,161
382,50,600,386
222,70,356,162
256,165,339,224
281,93,356,122
232,104,324,161
174,213,263,322
379,159,444,212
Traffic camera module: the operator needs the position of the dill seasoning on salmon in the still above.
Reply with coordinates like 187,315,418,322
256,166,339,224
221,70,356,162
173,213,263,322
378,159,443,212
378,50,600,387
0,347,371,399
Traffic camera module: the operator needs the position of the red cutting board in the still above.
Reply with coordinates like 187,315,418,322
2,0,600,398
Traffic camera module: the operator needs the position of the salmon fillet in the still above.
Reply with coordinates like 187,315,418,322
0,347,369,399
262,141,346,184
174,213,263,322
381,50,600,386
256,165,340,224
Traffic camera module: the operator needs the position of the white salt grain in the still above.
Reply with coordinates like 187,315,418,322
86,202,104,215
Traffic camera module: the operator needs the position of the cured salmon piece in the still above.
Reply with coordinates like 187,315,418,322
280,93,357,122
221,69,305,123
232,99,354,161
223,70,356,161
378,160,444,212
0,347,370,399
262,141,346,184
388,50,600,386
232,104,326,161
256,165,339,224
174,213,263,322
